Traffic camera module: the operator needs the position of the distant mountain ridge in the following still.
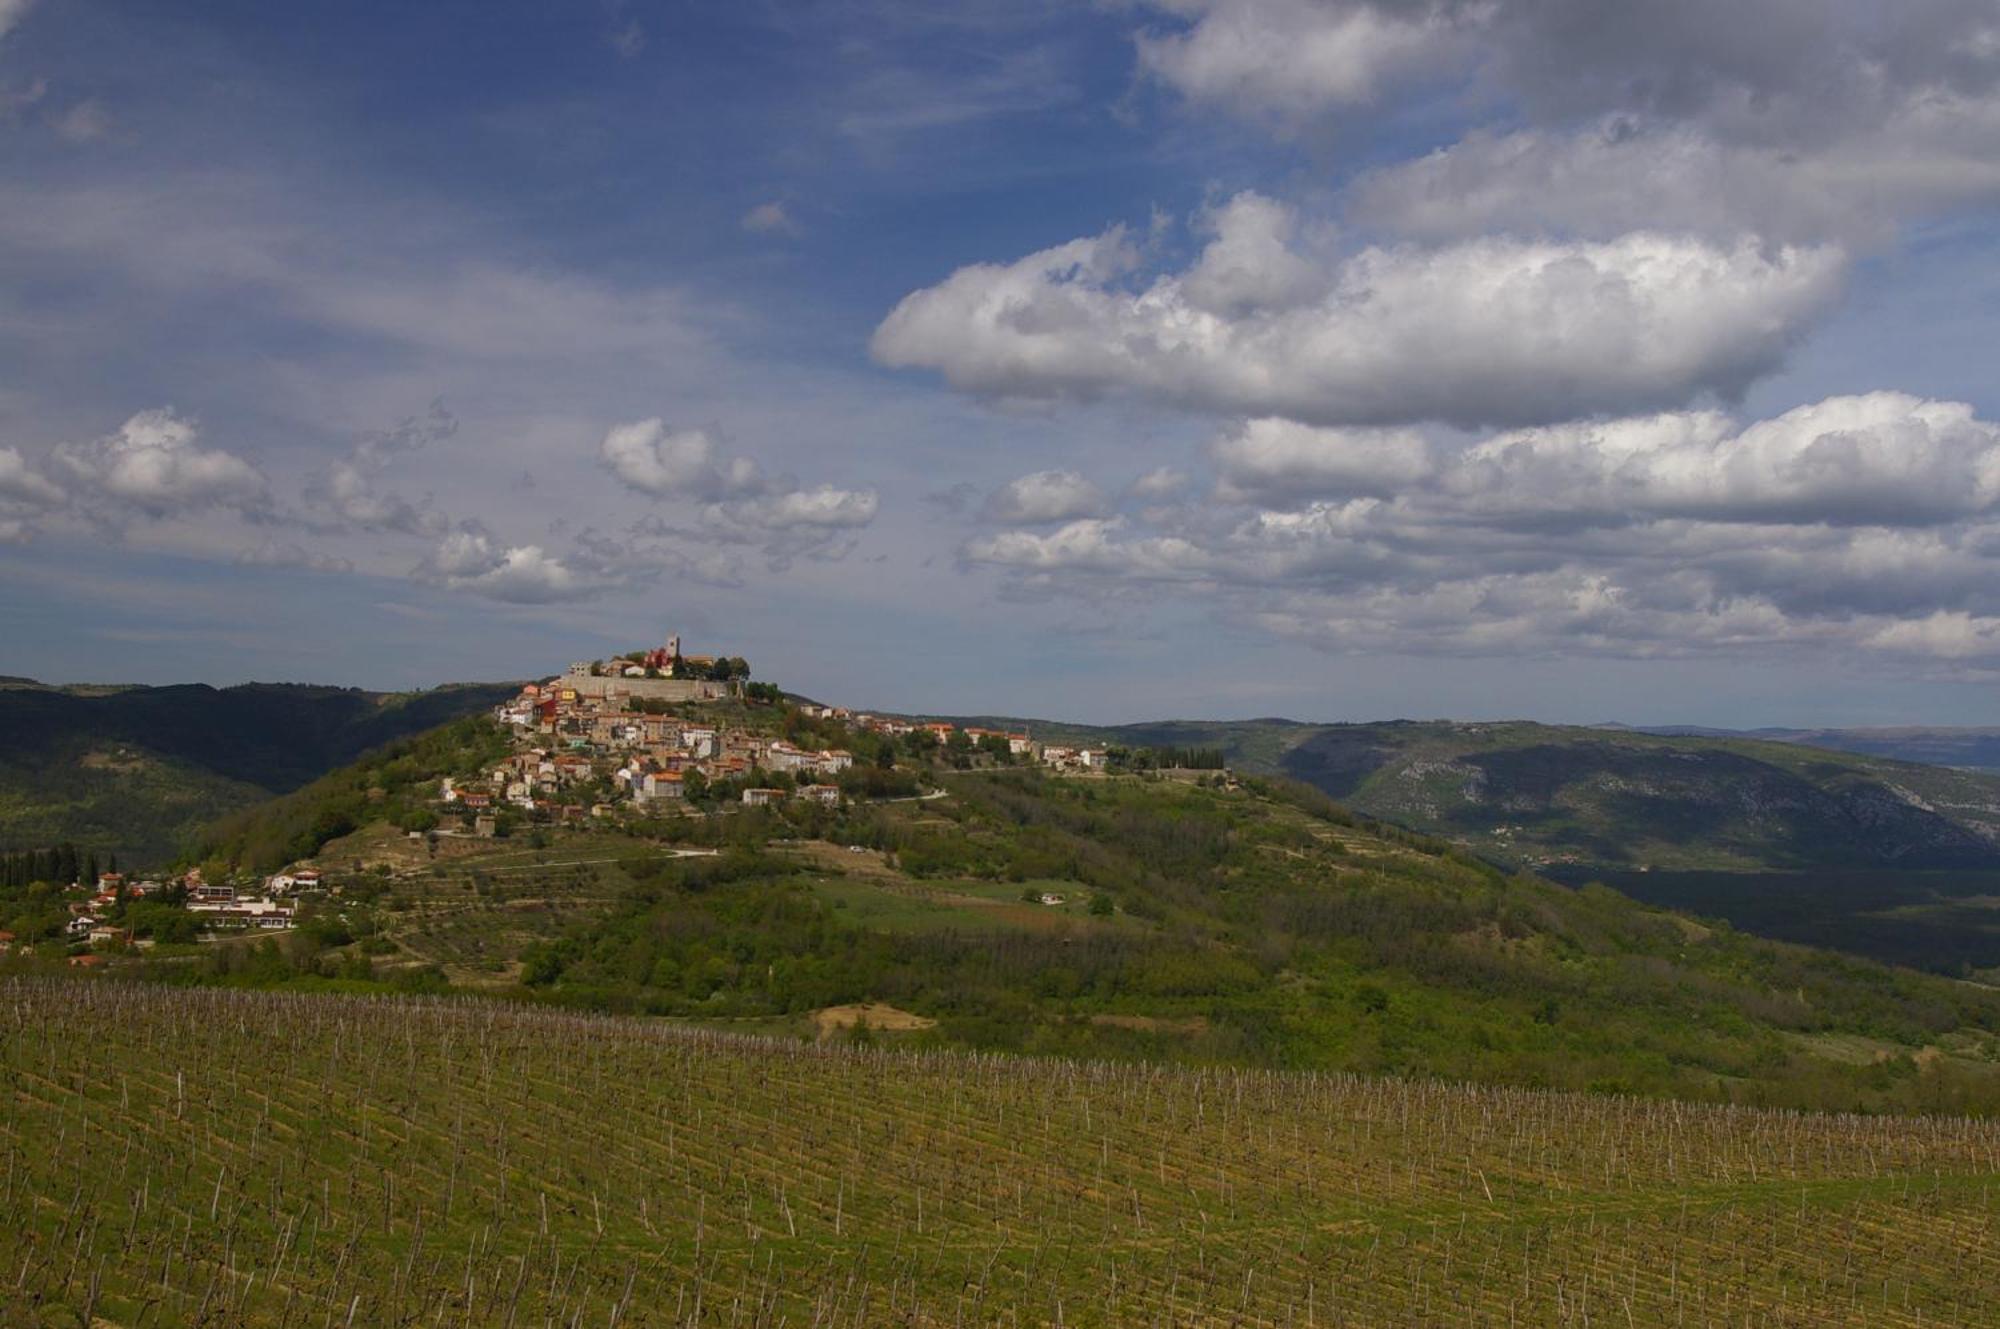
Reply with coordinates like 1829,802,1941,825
921,713,2000,874
0,678,520,866
1615,723,2000,773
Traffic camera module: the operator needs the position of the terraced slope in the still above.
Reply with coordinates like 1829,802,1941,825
5,980,1997,1326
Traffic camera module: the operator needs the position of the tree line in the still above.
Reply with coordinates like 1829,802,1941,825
0,843,110,889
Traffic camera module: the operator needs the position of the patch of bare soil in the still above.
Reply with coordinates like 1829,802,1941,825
811,1002,937,1039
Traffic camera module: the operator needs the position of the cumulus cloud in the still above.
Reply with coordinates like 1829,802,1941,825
983,469,1106,523
0,445,63,508
1130,466,1190,499
600,420,765,502
874,194,1844,429
1350,110,2000,247
1212,419,1433,504
302,401,456,536
961,392,2000,667
416,527,584,604
1134,0,1468,123
1446,394,2000,529
724,485,879,530
1137,1,2000,135
598,417,879,570
52,409,268,516
0,444,63,542
1140,3,2000,245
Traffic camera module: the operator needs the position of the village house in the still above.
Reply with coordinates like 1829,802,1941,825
635,770,685,802
742,788,786,807
189,897,293,925
798,783,842,806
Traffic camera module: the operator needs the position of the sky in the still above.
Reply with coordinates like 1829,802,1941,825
3,0,2000,727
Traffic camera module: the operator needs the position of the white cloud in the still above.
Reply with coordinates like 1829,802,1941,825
1141,3,2000,246
600,418,880,569
724,485,879,529
1130,465,1190,499
1212,419,1432,504
417,528,584,604
1866,612,2000,661
742,201,800,236
961,392,2000,666
983,469,1106,523
600,420,765,501
1446,394,2000,528
1136,1,2000,135
301,401,457,536
52,409,268,516
1134,0,1466,124
874,194,1845,429
1351,110,2000,247
0,445,63,507
306,460,447,536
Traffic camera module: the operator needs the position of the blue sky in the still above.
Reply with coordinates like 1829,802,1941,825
4,0,2000,726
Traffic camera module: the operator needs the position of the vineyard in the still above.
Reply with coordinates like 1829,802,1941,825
6,979,2000,1326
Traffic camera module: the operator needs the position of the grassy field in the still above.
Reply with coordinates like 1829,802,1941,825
5,977,1999,1326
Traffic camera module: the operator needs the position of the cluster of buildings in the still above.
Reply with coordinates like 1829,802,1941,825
480,635,856,814
803,706,1109,769
45,868,299,957
469,633,1123,823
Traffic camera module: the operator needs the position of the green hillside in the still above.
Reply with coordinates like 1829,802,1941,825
6,978,1998,1326
0,678,520,866
925,714,2000,976
101,710,2000,1115
962,717,2000,873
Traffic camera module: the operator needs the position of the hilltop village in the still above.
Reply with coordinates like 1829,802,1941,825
463,634,1109,826
0,635,1155,964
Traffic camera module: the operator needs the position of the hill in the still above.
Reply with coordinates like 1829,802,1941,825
946,717,2000,873
118,707,2000,1114
7,977,1998,1326
0,678,520,866
918,714,2000,976
1630,723,2000,773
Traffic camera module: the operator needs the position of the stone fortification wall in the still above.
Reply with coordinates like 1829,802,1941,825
562,667,732,703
